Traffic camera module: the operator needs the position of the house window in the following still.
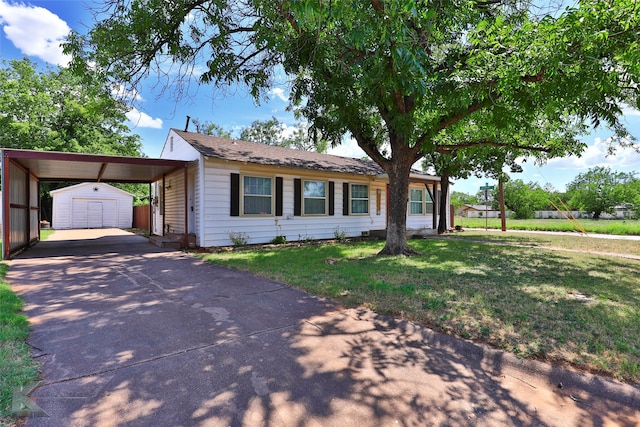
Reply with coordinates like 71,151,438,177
426,194,434,214
350,184,369,214
409,188,424,215
243,176,273,215
303,180,327,215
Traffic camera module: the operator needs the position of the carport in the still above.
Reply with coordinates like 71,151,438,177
1,148,190,259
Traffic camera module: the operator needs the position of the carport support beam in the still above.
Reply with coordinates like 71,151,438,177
2,152,10,259
148,183,152,237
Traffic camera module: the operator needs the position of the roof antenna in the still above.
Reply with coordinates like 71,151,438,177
184,115,191,131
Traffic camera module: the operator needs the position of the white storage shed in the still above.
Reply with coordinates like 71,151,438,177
51,183,134,230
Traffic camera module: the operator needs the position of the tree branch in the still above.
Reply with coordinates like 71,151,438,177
352,129,390,170
435,140,553,154
370,0,384,14
436,97,495,132
277,1,301,34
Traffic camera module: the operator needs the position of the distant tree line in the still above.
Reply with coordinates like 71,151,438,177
191,116,329,153
451,166,640,220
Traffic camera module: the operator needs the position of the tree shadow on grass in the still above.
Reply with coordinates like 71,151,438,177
316,239,640,384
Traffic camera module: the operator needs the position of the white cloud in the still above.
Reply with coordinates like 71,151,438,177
0,0,71,66
126,108,163,129
269,88,289,102
547,137,640,170
279,122,297,139
621,103,640,117
328,136,367,158
112,84,143,102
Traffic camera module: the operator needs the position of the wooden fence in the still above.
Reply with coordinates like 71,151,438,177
133,204,151,230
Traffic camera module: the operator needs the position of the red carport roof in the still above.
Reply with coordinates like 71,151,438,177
2,149,189,183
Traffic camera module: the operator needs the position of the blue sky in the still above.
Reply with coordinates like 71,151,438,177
1,0,639,195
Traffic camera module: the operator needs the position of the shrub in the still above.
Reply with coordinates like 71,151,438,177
229,231,249,246
270,235,287,245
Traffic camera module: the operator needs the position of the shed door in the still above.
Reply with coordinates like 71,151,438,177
87,202,103,228
72,199,106,228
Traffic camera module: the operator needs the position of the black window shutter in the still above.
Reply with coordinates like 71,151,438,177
343,182,349,216
328,181,335,216
294,178,302,216
275,177,283,216
230,173,240,216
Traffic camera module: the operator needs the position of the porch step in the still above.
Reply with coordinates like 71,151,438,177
149,234,183,249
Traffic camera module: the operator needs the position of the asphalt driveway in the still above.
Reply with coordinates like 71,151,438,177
8,229,640,426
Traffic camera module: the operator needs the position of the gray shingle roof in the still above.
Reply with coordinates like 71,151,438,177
173,129,387,176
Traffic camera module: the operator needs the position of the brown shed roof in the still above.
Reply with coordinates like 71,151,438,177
173,129,389,176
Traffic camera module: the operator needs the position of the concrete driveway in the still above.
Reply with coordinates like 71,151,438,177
8,229,640,426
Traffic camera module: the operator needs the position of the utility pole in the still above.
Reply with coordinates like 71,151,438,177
499,179,507,232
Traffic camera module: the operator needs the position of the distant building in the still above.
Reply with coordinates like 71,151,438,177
51,183,134,229
459,204,506,218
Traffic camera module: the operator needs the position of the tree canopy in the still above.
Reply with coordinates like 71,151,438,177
240,117,328,152
497,179,552,219
0,58,142,157
191,118,232,138
566,166,637,219
66,0,640,254
450,191,478,211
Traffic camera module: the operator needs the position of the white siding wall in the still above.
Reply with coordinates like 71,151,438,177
406,183,436,230
197,160,389,247
161,130,201,160
194,165,202,242
51,183,133,229
162,170,186,234
155,131,200,238
405,182,452,231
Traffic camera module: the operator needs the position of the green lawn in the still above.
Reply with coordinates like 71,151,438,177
40,229,54,241
0,264,39,424
455,217,640,235
200,235,640,385
442,229,640,256
0,229,52,424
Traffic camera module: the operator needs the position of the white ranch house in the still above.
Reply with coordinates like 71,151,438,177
154,129,450,247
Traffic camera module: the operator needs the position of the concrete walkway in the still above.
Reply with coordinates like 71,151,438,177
8,229,640,426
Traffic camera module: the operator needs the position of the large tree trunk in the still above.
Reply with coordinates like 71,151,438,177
378,161,416,256
437,174,450,234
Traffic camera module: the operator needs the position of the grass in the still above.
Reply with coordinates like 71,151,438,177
0,229,51,424
40,229,54,241
199,235,640,385
455,217,640,235
442,229,640,257
0,264,39,425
